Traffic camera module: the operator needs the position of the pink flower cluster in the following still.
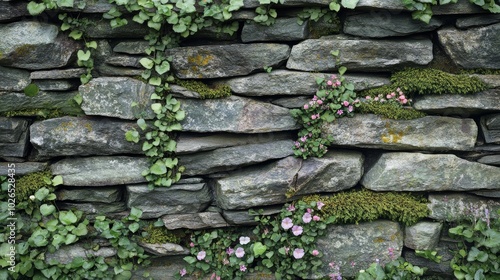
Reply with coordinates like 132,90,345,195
326,75,341,88
364,88,412,106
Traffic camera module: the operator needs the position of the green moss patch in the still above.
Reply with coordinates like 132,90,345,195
3,109,66,120
174,79,231,99
16,171,53,202
140,224,181,244
357,102,427,120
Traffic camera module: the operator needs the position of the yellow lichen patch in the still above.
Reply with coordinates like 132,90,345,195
13,44,36,57
55,121,77,133
187,53,213,67
373,237,385,243
84,123,93,132
381,123,406,143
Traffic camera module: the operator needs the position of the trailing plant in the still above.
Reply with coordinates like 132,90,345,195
415,250,442,264
358,87,426,120
15,170,54,202
173,79,231,99
357,257,426,280
140,222,181,244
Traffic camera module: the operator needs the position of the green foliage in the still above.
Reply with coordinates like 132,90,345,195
303,188,429,226
356,257,426,280
415,250,442,264
174,79,231,99
15,171,53,202
23,83,40,97
459,68,500,75
358,102,426,120
140,223,180,244
401,0,500,23
2,109,66,119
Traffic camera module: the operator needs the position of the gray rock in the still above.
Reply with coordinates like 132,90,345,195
362,152,500,191
30,116,142,157
51,156,149,186
0,2,30,22
322,114,477,151
438,24,500,69
85,18,149,38
481,113,500,144
413,89,500,116
126,183,212,219
35,80,79,91
287,35,433,72
0,91,84,116
0,117,28,142
478,155,500,166
215,156,302,210
180,140,294,176
242,18,309,42
95,65,144,77
168,85,201,99
162,212,229,230
80,77,155,120
315,220,403,278
428,193,500,222
344,12,443,38
355,0,406,10
132,256,197,280
180,95,299,133
57,201,127,215
404,240,457,277
138,242,189,256
456,14,500,29
0,21,79,70
0,66,30,91
271,96,311,108
56,187,122,203
484,114,500,130
62,0,118,13
0,162,48,176
105,55,142,68
471,190,500,198
432,0,486,15
471,75,500,89
404,222,443,250
113,41,149,55
168,43,291,79
46,244,116,265
222,206,282,225
243,0,329,8
30,68,86,80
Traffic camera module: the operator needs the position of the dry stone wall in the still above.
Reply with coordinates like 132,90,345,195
1,0,500,278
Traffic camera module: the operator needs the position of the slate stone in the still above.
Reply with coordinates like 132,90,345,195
456,14,500,29
271,96,311,108
35,80,79,91
30,68,87,79
105,55,142,68
484,114,500,130
0,1,30,22
0,66,30,91
180,95,299,133
0,21,80,70
404,240,457,277
80,77,155,120
287,35,433,72
0,162,48,176
432,0,486,15
223,70,390,96
56,187,122,203
478,155,500,166
46,245,116,265
344,12,443,38
471,74,500,88
321,114,477,151
132,256,197,280
62,0,118,13
95,65,144,77
138,242,189,256
362,153,500,192
481,113,500,144
85,17,149,38
0,125,29,157
413,89,500,116
438,24,500,69
0,117,28,142
241,18,308,42
126,183,212,219
355,0,406,10
180,140,294,176
428,193,500,222
315,220,403,278
113,41,149,55
51,156,149,186
168,43,291,78
404,222,443,250
162,212,229,230
0,91,84,116
471,190,500,198
222,206,282,225
57,201,127,215
168,85,201,99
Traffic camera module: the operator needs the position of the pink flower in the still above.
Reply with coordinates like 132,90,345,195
180,268,187,276
239,236,250,245
386,94,392,99
307,208,313,214
197,251,206,261
281,217,293,230
235,247,245,258
304,104,309,110
317,99,323,105
313,95,318,101
313,215,320,221
335,81,341,87
348,105,353,112
399,95,406,100
302,212,312,223
327,80,333,86
293,248,305,259
402,99,408,104
317,201,325,210
287,204,296,212
292,225,303,236
365,96,371,99
240,264,247,272
343,101,349,106
391,92,396,97
226,247,234,255
311,114,317,120
374,97,379,101
312,250,319,256
189,242,195,247
337,109,343,115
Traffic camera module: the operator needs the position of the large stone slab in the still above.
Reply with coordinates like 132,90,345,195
481,113,500,144
286,35,432,72
222,206,282,225
180,140,294,176
0,21,79,70
35,80,79,91
113,41,149,55
80,77,155,120
85,17,149,38
0,66,30,91
168,43,290,78
0,128,28,158
0,117,28,142
362,153,500,191
321,114,477,151
126,183,212,219
315,220,403,278
161,212,229,230
438,24,500,69
138,242,189,256
30,68,86,80
0,91,84,116
180,95,299,133
428,193,500,222
456,14,500,29
404,222,443,251
46,245,116,265
241,18,308,42
0,2,30,22
56,187,122,203
57,201,127,215
51,156,149,186
30,116,142,157
0,162,48,176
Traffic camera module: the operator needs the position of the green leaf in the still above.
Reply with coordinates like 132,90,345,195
52,175,63,186
329,2,341,11
24,83,40,97
40,204,56,216
125,130,139,143
341,0,359,9
184,256,196,264
128,222,140,233
151,103,162,112
137,118,148,130
73,93,83,105
253,242,267,256
175,110,186,121
69,30,83,40
150,161,167,175
35,187,50,201
155,61,170,75
65,234,77,245
149,77,162,86
27,2,46,15
139,58,154,69
338,66,347,75
72,223,88,236
59,210,78,225
57,0,74,8
77,50,91,61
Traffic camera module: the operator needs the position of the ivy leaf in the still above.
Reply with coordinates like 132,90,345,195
184,256,196,264
59,210,78,225
253,242,267,256
23,83,40,97
69,30,83,40
40,204,56,216
125,130,140,143
72,223,88,236
150,161,167,175
155,61,170,75
128,222,140,233
57,0,74,8
27,2,46,15
52,175,63,186
137,118,148,130
173,22,187,33
149,77,162,86
341,0,359,9
329,2,341,11
139,58,154,69
338,66,347,75
77,50,91,61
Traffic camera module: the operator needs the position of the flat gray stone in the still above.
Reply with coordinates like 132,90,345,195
105,55,142,68
132,256,197,280
0,91,84,116
478,155,500,166
222,206,282,225
80,77,155,120
51,156,149,186
471,190,500,198
271,96,311,108
168,43,291,78
95,65,144,77
138,242,189,256
321,114,477,151
0,2,30,22
355,0,406,10
0,117,28,142
432,0,487,15
85,17,149,38
241,18,308,42
61,0,119,13
481,113,500,144
438,24,500,69
0,162,48,176
113,41,149,55
404,222,443,250
126,183,212,219
287,35,433,72
168,85,201,99
46,244,116,265
180,95,299,133
35,80,78,91
57,201,127,215
428,193,500,222
30,68,86,80
56,187,122,203
161,212,229,230
484,114,500,130
0,66,30,91
470,74,500,88
362,152,500,191
0,126,28,158
456,14,500,29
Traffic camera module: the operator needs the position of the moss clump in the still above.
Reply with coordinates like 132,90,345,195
140,224,181,244
357,102,427,120
391,68,488,95
459,68,500,75
174,79,231,99
16,171,53,202
303,188,429,226
3,109,65,120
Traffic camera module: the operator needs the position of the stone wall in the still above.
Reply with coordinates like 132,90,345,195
1,0,500,278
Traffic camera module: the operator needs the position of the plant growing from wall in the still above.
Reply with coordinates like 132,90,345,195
401,0,500,23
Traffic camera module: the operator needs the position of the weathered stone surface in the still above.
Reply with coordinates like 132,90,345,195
0,162,48,176
96,65,144,77
46,245,116,265
168,43,291,79
471,190,500,198
30,116,142,157
215,157,301,210
180,96,299,133
271,96,311,109
315,221,403,278
180,140,294,176
438,24,500,69
35,80,79,91
224,70,389,96
0,117,28,142
51,156,149,186
432,0,486,15
481,113,500,144
162,212,229,230
56,187,122,203
472,75,500,89
222,206,282,225
322,114,477,151
484,113,500,130
0,2,30,22
344,12,443,38
456,14,500,29
30,68,86,80
85,18,149,38
0,21,79,70
126,183,212,219
57,201,127,215
138,242,189,256
0,66,30,91
0,91,84,116
413,89,500,116
287,35,433,72
105,55,142,68
355,0,406,10
404,222,443,250
80,77,155,120
62,0,119,13
242,18,308,42
478,155,500,166
293,150,364,196
404,240,457,277
362,153,500,191
168,85,201,99
113,41,149,54
428,193,500,222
